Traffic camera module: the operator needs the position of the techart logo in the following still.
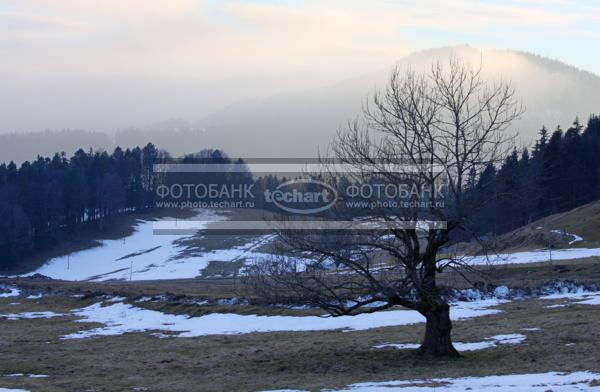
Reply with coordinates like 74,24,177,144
264,179,338,214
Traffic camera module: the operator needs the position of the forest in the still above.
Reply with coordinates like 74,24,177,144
468,115,600,236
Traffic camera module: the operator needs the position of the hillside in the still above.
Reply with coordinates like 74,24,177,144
197,45,600,157
455,200,600,255
505,201,600,249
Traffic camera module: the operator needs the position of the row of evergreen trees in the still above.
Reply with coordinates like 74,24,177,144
0,144,159,269
467,115,600,237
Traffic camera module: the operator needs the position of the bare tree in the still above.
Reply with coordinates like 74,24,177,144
245,58,523,357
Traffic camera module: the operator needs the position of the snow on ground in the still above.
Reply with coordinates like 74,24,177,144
24,209,275,281
551,230,584,245
0,388,30,392
261,390,308,392
459,247,600,266
15,205,599,282
62,299,504,339
0,311,64,321
374,334,526,352
330,371,600,391
569,235,584,245
541,290,600,305
0,286,20,298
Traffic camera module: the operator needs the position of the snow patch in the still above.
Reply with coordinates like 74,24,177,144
457,247,600,266
551,230,584,245
541,290,600,306
375,334,526,352
0,286,20,298
261,390,309,392
331,371,600,391
493,286,510,298
0,311,64,321
106,296,126,303
62,299,504,339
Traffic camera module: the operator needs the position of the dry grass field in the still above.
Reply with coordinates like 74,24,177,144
2,254,600,392
1,288,599,392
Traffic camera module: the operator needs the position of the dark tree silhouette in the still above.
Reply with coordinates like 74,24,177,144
246,58,523,357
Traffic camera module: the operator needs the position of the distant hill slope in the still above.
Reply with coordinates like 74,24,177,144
3,46,599,162
510,201,600,249
458,200,600,255
198,45,600,157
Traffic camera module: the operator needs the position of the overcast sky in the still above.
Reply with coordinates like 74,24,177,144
1,0,599,132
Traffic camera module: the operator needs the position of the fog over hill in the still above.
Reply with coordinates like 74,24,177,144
2,46,599,162
198,45,600,157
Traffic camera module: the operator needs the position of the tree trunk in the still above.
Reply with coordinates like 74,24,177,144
418,302,459,357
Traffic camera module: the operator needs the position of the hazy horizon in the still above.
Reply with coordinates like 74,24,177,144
2,0,600,135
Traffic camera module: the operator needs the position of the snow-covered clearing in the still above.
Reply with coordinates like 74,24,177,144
24,210,275,281
11,203,600,283
374,333,526,352
62,299,504,339
15,205,600,282
0,388,30,392
330,371,600,391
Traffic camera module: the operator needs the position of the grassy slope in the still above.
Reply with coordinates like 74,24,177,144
448,200,600,256
501,200,600,250
524,200,600,247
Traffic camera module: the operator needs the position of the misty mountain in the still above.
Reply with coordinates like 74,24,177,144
197,45,600,157
2,46,599,163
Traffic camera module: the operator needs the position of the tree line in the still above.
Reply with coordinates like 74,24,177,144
0,146,258,271
467,115,600,237
0,144,160,270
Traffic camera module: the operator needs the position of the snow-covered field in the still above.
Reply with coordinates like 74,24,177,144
62,298,504,339
24,210,275,281
328,371,600,391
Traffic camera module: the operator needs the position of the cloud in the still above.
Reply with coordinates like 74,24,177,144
10,0,198,20
1,0,598,83
0,0,599,133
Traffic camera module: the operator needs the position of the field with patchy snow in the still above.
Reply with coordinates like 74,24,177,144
1,278,600,391
3,208,600,391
